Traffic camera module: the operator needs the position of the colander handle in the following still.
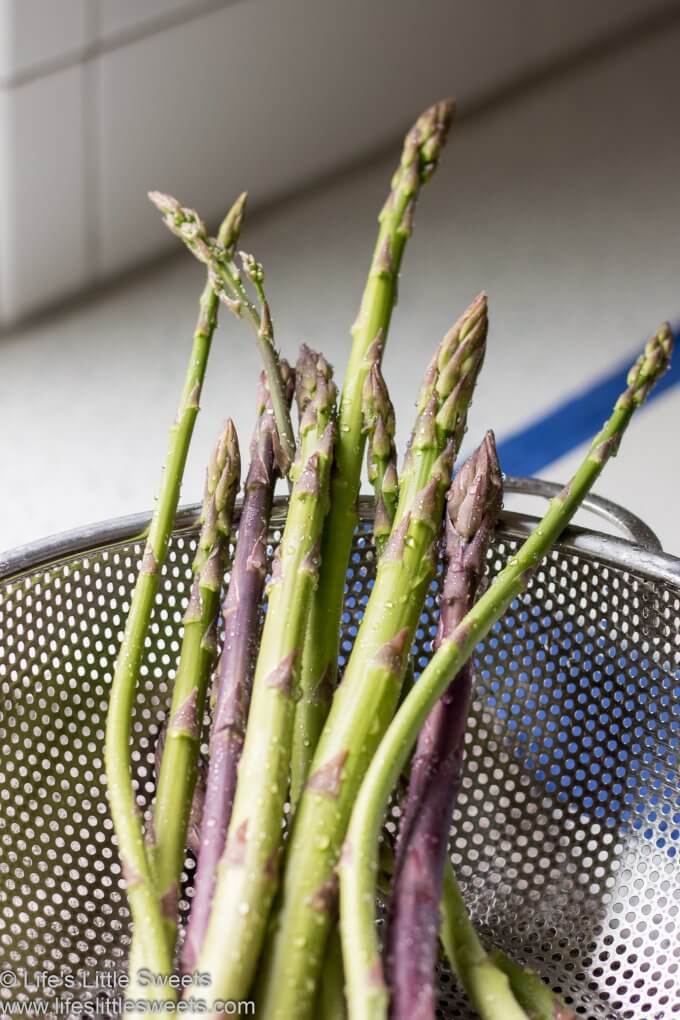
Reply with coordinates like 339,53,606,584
503,476,662,552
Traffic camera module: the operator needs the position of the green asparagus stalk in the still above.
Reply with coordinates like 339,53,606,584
487,948,577,1020
256,295,487,1020
193,347,337,1005
292,99,455,791
153,722,206,857
295,344,335,451
104,198,245,998
438,867,529,1020
319,927,349,1020
289,339,398,808
440,866,576,1020
362,337,399,555
148,421,240,955
338,323,673,1020
148,191,295,474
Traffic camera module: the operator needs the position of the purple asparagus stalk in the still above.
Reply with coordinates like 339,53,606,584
181,364,293,973
385,431,502,1020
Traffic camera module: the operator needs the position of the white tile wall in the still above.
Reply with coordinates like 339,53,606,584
0,0,88,82
2,22,678,552
96,0,220,43
0,0,679,325
0,64,88,322
92,0,680,277
0,88,8,319
94,0,459,274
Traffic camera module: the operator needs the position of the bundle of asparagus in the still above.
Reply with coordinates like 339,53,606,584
103,97,673,1020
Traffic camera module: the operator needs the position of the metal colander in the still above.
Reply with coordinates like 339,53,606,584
1,479,679,1019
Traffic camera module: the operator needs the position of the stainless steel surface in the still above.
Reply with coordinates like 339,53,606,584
0,482,679,1018
502,475,663,552
0,477,665,581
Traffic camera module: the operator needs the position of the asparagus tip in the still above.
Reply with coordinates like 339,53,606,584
216,191,248,252
147,189,176,215
148,190,212,262
434,293,488,398
404,97,457,178
447,429,503,541
208,418,239,491
623,320,673,407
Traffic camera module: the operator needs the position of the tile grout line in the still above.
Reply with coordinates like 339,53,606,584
1,1,680,96
82,1,101,284
0,91,6,318
3,4,680,335
0,0,243,91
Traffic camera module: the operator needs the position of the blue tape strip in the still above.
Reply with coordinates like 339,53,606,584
495,325,680,476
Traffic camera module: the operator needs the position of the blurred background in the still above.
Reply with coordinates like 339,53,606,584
1,0,679,551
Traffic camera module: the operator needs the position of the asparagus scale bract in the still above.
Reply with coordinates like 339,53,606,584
256,294,488,1020
193,347,337,1005
289,100,456,804
339,323,673,1020
386,431,504,1020
149,191,295,474
182,365,293,972
104,197,245,998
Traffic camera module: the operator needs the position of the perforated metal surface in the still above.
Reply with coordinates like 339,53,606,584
0,495,679,1018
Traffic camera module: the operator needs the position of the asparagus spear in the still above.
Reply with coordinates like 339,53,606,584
412,438,571,1019
438,867,529,1020
148,420,240,954
339,323,673,1020
289,345,336,474
440,867,576,1020
362,338,399,556
289,340,398,807
372,821,562,1018
182,364,293,972
319,927,349,1020
385,431,509,1020
193,347,337,1005
148,191,295,474
292,99,455,792
369,819,541,1018
153,723,206,857
104,198,245,996
256,295,487,1020
372,812,549,1018
487,948,577,1020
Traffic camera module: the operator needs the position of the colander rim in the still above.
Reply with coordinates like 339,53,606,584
2,475,679,589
